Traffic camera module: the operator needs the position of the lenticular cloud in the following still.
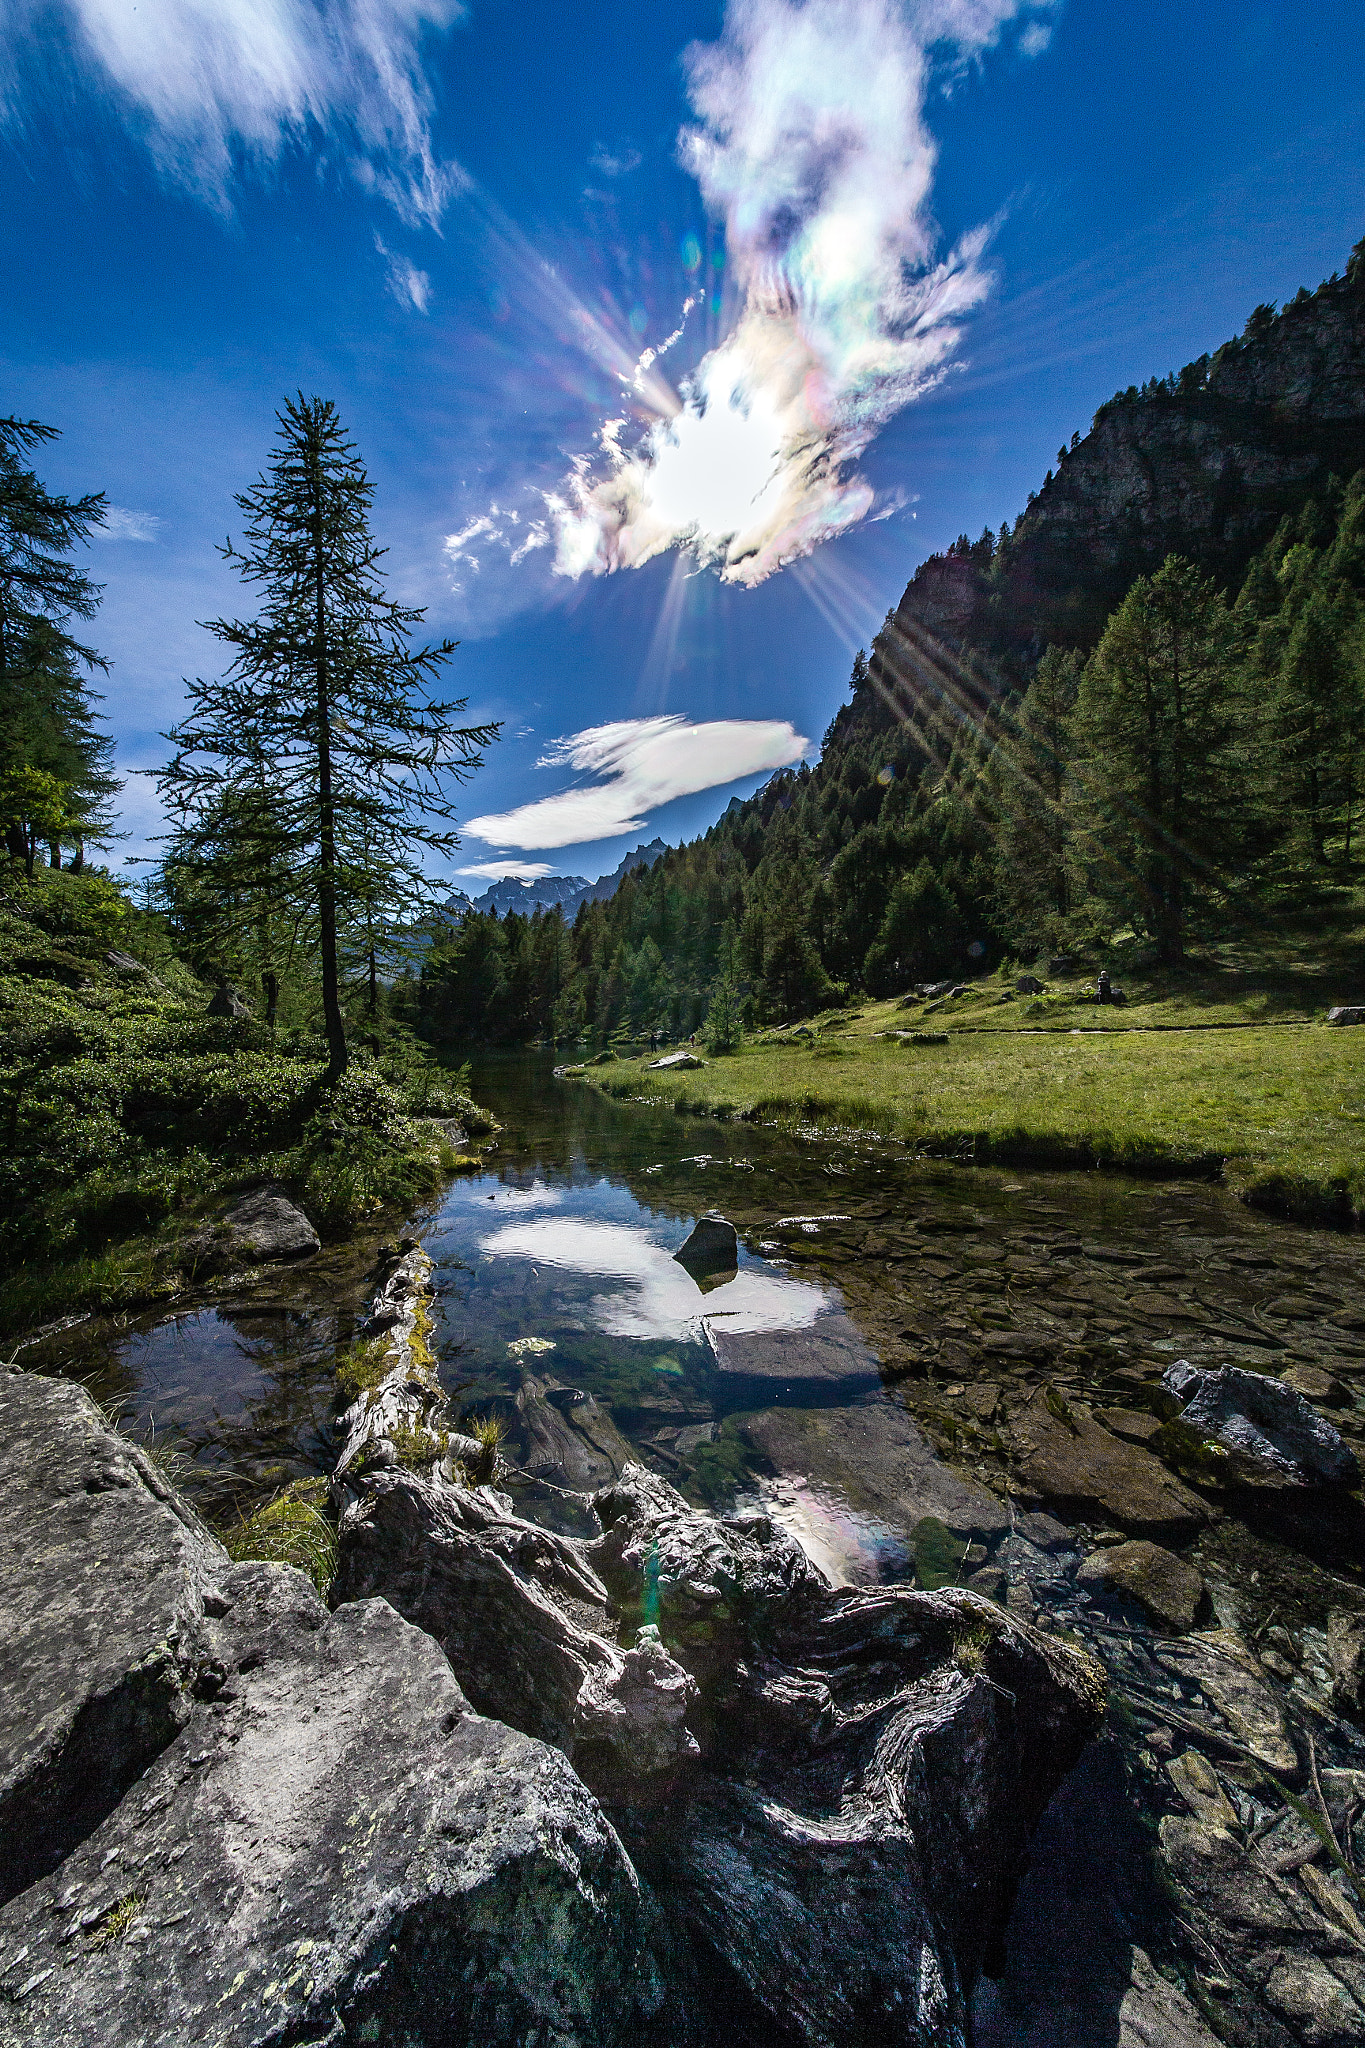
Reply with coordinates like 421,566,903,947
546,0,1054,588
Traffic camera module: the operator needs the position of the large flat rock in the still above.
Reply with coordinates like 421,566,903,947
704,1306,881,1397
0,1562,659,2048
742,1396,1010,1545
1006,1385,1208,1541
0,1366,224,1904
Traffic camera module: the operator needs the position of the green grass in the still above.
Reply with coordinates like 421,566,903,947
589,968,1365,1222
220,1478,337,1593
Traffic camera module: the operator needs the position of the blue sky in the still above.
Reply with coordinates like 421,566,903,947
4,0,1364,885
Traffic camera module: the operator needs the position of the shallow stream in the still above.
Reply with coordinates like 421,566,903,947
21,1051,1365,2043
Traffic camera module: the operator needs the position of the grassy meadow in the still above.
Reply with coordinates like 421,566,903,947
584,954,1365,1223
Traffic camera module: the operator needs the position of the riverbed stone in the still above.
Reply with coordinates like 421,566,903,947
1077,1539,1211,1632
1006,1384,1208,1540
183,1183,320,1274
704,1304,882,1394
1158,1631,1299,1775
0,1562,661,2048
1164,1359,1359,1487
1327,1609,1365,1717
0,1365,224,1906
739,1395,1010,1547
1280,1362,1351,1407
517,1373,635,1490
1166,1749,1239,1830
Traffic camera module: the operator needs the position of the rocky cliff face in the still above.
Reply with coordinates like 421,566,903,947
868,237,1365,718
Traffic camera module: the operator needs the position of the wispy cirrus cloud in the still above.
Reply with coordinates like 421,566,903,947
376,234,432,311
542,0,1058,587
93,506,162,541
3,0,465,221
463,714,809,850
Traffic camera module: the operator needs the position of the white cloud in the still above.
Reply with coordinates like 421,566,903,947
376,235,431,312
589,142,642,178
541,0,1057,587
455,860,558,882
443,506,547,584
464,714,809,850
94,506,161,541
6,0,465,221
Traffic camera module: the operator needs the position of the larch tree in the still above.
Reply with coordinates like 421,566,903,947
1070,556,1248,964
157,395,498,1078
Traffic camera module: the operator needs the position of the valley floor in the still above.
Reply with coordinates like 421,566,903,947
586,962,1365,1223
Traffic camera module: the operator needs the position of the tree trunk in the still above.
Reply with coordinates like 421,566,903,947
48,841,61,870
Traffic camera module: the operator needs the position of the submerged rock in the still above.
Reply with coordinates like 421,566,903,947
1077,1538,1211,1633
1327,1609,1365,1717
1164,1359,1360,1487
183,1183,319,1275
1006,1383,1208,1540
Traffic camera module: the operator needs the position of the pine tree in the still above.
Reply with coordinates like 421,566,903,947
0,417,118,865
157,396,498,1078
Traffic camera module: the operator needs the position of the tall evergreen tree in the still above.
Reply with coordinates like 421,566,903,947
0,417,118,864
992,645,1081,952
1071,556,1248,963
157,396,498,1078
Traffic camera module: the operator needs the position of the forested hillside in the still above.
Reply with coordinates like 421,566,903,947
415,240,1365,1048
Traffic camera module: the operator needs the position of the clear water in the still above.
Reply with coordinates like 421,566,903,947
25,1049,1365,1549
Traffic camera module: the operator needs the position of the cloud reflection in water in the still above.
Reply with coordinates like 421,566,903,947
478,1214,828,1342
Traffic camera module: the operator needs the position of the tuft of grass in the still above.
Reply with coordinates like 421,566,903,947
388,1421,448,1469
89,1892,146,1947
464,1411,506,1484
951,1621,997,1675
220,1478,337,1594
336,1336,393,1404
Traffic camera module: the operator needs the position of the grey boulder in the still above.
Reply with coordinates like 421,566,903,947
1327,1005,1365,1025
1163,1359,1360,1486
184,1183,320,1274
0,1366,223,1905
0,1562,661,2048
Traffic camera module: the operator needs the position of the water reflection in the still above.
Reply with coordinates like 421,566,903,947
746,1475,913,1588
477,1213,828,1343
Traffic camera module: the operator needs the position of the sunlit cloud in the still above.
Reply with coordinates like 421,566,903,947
464,713,809,850
94,506,161,542
444,505,549,586
539,0,1056,587
3,0,465,221
455,860,559,882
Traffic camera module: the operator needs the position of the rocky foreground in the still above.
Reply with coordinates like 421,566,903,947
0,1288,1104,2048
